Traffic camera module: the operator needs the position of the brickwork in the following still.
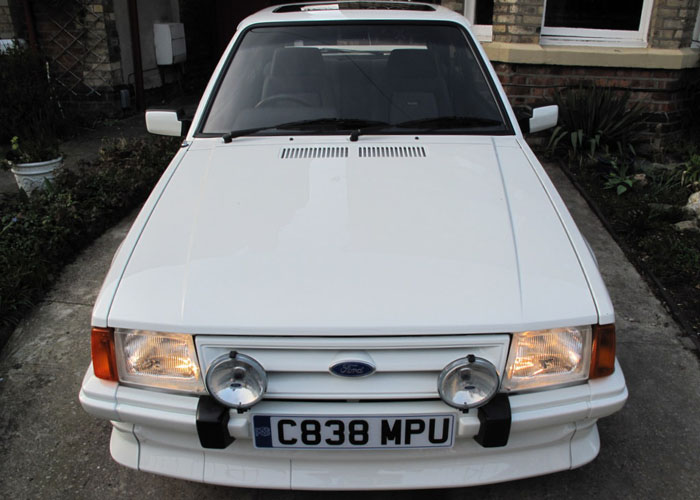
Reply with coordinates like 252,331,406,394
492,0,544,44
0,0,16,39
493,62,700,138
650,0,700,48
31,0,121,111
441,0,464,14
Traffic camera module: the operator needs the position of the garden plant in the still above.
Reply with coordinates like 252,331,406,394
548,85,700,344
0,137,179,349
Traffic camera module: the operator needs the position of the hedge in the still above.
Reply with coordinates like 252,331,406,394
0,136,180,345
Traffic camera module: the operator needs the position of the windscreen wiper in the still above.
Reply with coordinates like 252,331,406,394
223,118,390,143
394,116,504,131
347,116,505,141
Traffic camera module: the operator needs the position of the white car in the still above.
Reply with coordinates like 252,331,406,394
80,1,627,490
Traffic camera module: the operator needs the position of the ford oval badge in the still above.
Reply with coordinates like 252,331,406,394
329,360,376,378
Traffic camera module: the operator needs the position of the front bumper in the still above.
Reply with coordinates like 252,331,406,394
79,360,627,490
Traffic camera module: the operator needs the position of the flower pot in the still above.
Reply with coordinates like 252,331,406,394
10,156,62,193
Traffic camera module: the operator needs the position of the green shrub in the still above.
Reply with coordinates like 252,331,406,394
603,159,637,195
0,136,179,330
547,85,646,163
681,154,700,189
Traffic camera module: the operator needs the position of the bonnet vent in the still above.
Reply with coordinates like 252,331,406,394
280,147,349,159
358,146,427,158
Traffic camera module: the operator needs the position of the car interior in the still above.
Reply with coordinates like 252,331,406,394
202,25,506,134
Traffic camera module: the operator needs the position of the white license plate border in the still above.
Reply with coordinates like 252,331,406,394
252,413,456,450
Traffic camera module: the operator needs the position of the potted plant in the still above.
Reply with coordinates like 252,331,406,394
2,135,62,193
0,43,64,193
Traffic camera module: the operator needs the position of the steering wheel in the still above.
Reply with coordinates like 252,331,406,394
255,94,315,108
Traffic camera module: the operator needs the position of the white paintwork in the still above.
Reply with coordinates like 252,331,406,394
512,138,615,325
106,136,597,334
145,110,183,136
529,105,559,134
196,334,510,400
79,360,627,489
82,2,627,489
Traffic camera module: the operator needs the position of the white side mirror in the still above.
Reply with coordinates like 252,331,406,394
526,105,559,134
145,109,189,136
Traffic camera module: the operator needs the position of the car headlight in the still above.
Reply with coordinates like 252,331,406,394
114,329,205,393
205,352,267,409
438,355,500,409
502,326,592,393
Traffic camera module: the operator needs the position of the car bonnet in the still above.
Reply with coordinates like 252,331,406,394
106,136,597,335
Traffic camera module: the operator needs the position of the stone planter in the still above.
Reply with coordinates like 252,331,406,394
10,156,62,193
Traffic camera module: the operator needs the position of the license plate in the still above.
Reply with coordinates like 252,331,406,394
252,414,455,449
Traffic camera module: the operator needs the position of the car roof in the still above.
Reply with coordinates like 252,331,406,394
238,1,470,29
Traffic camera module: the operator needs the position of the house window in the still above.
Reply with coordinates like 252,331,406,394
692,7,700,48
541,0,654,47
464,0,493,42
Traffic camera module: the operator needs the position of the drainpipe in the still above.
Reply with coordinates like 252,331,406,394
127,0,145,110
22,0,39,49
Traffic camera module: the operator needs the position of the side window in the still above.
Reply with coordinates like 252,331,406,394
541,0,654,47
463,0,494,42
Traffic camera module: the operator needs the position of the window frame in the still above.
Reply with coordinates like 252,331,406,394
463,0,493,43
692,6,700,48
540,0,654,48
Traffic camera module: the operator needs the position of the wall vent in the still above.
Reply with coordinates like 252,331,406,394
280,147,349,159
358,146,427,158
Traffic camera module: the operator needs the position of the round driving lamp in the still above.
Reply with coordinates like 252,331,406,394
205,352,267,409
438,355,500,409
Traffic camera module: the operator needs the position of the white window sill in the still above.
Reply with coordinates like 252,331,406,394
472,24,493,43
539,36,648,49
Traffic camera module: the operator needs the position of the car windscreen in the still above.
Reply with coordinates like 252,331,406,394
199,23,512,136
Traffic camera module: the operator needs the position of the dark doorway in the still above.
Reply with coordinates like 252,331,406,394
181,0,287,93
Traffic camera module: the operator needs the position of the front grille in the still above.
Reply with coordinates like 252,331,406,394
196,335,510,401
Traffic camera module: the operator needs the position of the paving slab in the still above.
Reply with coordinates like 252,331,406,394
0,160,698,499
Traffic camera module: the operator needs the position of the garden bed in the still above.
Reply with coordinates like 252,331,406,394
559,155,700,349
543,84,700,350
0,136,179,351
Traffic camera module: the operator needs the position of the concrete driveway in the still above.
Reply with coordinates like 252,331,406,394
0,162,698,499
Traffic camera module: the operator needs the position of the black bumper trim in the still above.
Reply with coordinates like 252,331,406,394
474,393,511,448
196,396,235,449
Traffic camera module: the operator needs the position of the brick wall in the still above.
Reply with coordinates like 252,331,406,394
31,0,122,112
453,0,700,49
441,0,464,14
493,63,700,138
0,0,16,39
492,0,545,44
650,0,700,48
